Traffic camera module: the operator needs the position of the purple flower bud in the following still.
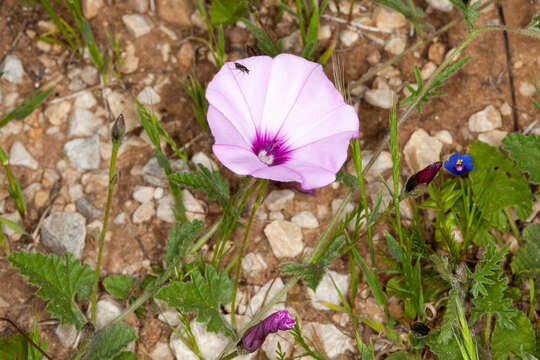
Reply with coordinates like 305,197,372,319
112,114,126,142
241,310,295,351
405,161,442,195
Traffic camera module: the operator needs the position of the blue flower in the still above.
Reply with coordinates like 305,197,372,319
444,154,474,176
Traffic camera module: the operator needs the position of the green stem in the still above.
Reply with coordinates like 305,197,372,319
503,208,521,244
0,230,8,257
529,278,536,321
231,179,267,331
484,314,492,348
221,351,239,360
389,95,403,247
90,137,120,324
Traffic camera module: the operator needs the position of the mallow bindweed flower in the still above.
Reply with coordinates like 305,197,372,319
241,310,296,351
444,153,474,176
206,54,359,190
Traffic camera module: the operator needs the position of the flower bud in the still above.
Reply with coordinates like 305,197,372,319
112,114,126,142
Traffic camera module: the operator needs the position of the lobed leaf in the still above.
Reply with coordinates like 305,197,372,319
156,265,234,337
8,251,94,329
502,133,540,184
491,311,536,360
84,322,137,360
169,164,229,207
511,223,540,278
210,0,248,26
164,220,204,267
103,275,137,300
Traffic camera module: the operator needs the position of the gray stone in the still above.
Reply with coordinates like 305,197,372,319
308,270,349,311
0,55,24,83
137,86,161,105
74,91,97,109
67,66,98,91
302,322,355,358
264,189,294,211
157,0,193,27
291,211,319,229
132,200,155,223
41,212,86,259
9,141,38,170
241,252,267,277
64,136,100,171
55,324,78,348
191,152,218,171
75,198,102,219
264,220,303,258
403,129,443,171
94,298,122,330
157,194,175,223
478,130,508,147
427,0,454,12
282,30,302,52
122,14,154,38
364,88,395,109
468,105,502,132
142,157,188,187
133,185,155,203
68,108,101,137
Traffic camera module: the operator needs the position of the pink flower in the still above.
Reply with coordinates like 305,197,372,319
206,54,359,190
241,310,296,351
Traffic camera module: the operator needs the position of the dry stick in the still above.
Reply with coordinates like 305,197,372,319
0,317,54,360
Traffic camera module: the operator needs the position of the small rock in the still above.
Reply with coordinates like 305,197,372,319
435,130,453,144
269,211,284,221
331,198,355,222
340,29,359,47
9,141,38,170
247,278,286,316
55,324,78,348
183,189,206,222
154,187,164,199
421,61,437,80
45,101,72,126
177,42,194,69
358,297,386,323
121,43,139,74
428,42,445,64
170,331,199,360
68,66,98,91
0,55,25,83
264,189,294,211
64,136,100,172
105,90,140,132
133,185,155,203
132,201,155,223
350,84,368,97
122,14,154,38
191,152,218,171
308,270,349,311
157,194,175,223
291,211,319,229
500,102,512,116
264,220,304,258
519,81,537,97
82,0,104,19
142,157,188,187
468,105,502,132
34,190,50,208
375,7,407,30
403,129,443,171
157,0,193,27
68,108,101,137
241,253,268,277
318,24,332,41
137,86,161,105
367,50,381,66
478,130,508,147
384,33,407,55
128,0,148,12
427,0,454,12
41,212,86,259
150,342,174,360
74,91,97,109
303,322,355,358
75,198,102,219
360,151,393,181
364,88,395,109
69,184,84,202
282,30,302,51
95,298,122,330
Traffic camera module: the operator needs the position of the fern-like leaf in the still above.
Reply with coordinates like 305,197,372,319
164,220,204,267
169,164,229,207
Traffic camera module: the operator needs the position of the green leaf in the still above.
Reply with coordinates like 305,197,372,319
469,141,533,222
8,251,94,329
426,331,461,360
502,133,540,184
350,246,387,307
0,216,28,235
438,288,460,344
169,165,229,207
511,223,540,278
0,334,26,360
84,322,136,360
0,87,54,128
103,275,137,300
386,351,408,360
164,220,204,266
491,311,536,360
210,0,248,25
156,265,234,337
240,18,278,56
385,232,403,263
113,352,138,360
468,241,508,298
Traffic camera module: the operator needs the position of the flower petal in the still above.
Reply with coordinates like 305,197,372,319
249,164,303,183
212,144,266,175
260,54,320,135
207,105,251,148
285,104,358,149
285,163,337,189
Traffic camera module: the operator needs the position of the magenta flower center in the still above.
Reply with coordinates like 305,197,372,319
251,132,291,166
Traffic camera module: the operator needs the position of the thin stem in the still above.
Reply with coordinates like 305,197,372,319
0,318,54,360
529,278,536,321
503,208,521,244
389,96,403,246
231,179,267,330
90,136,120,324
484,314,492,348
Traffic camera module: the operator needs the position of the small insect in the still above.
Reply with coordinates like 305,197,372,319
411,322,431,337
234,62,250,74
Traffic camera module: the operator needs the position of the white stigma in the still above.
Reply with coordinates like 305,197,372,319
258,150,274,165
